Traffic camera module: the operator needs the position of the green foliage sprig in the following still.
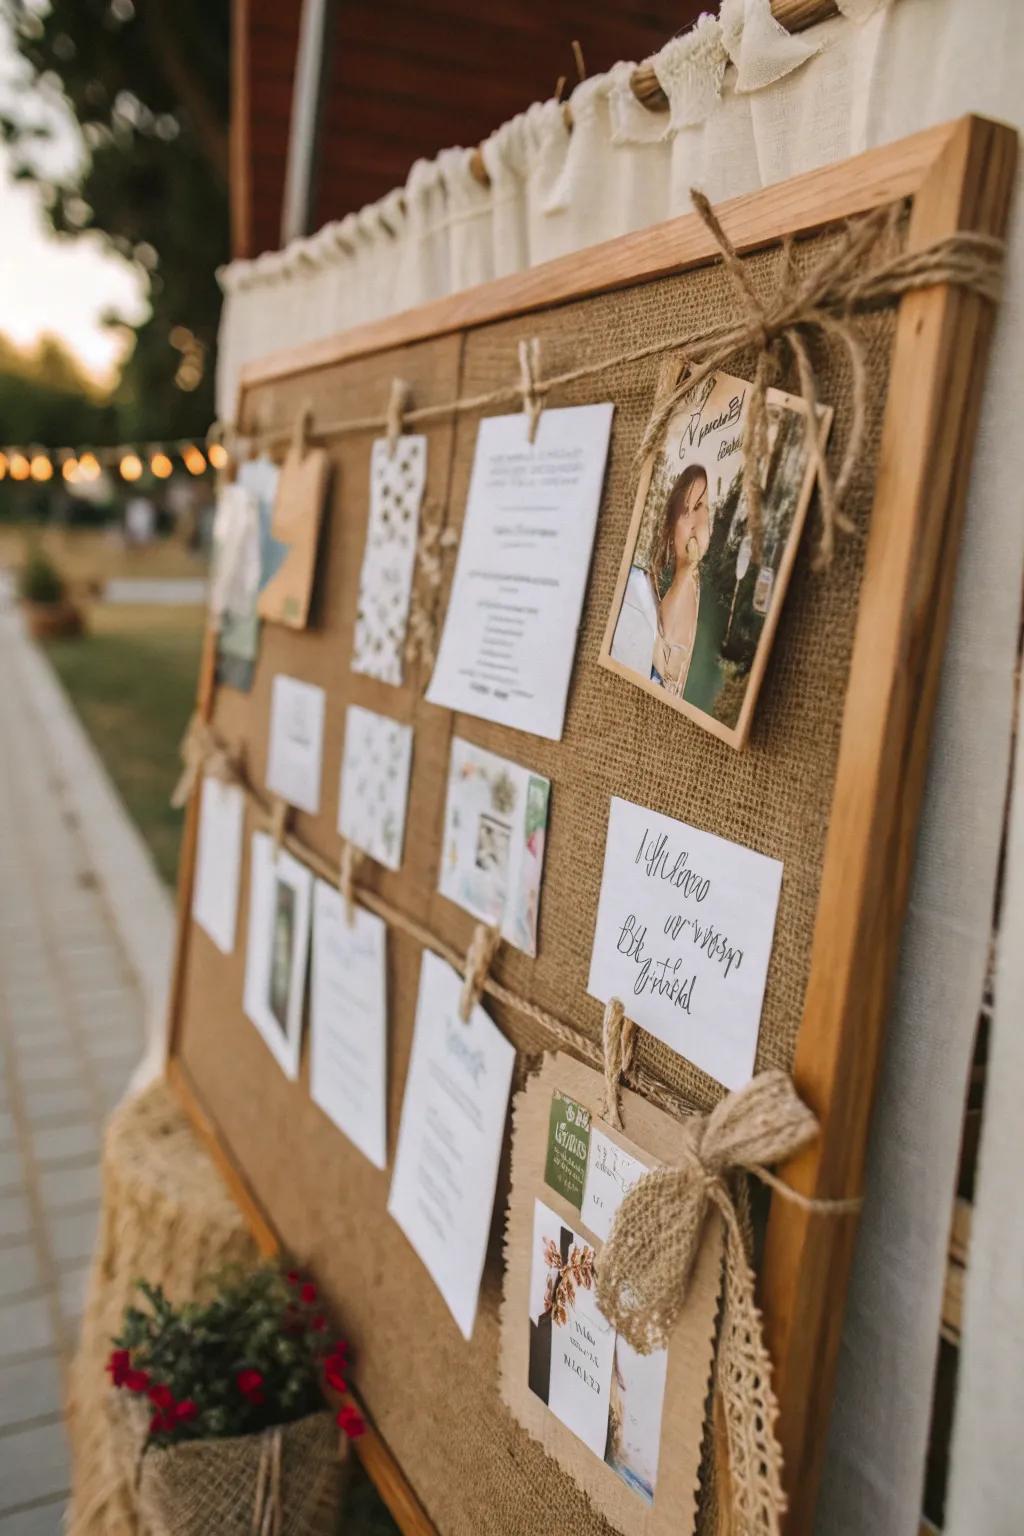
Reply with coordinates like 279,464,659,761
108,1265,364,1447
18,546,65,603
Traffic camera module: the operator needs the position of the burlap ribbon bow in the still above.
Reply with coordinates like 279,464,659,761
597,1070,827,1536
170,711,240,809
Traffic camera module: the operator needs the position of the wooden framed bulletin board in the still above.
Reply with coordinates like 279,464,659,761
166,115,1014,1535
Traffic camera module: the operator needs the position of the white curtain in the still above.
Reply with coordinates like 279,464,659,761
215,2,1024,1530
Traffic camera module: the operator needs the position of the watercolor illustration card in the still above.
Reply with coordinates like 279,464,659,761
588,796,782,1090
426,403,614,740
351,435,427,685
438,738,550,955
337,704,414,871
266,674,326,814
388,952,516,1340
501,1053,722,1534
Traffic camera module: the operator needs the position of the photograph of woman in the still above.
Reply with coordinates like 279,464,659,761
604,366,827,747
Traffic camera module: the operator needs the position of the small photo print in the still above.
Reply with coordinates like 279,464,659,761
268,879,296,1035
601,367,830,748
439,739,550,955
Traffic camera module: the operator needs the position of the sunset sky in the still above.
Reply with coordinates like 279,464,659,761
0,16,146,387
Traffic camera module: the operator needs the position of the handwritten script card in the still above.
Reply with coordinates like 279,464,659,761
501,1054,722,1535
309,880,388,1170
266,674,325,814
589,797,782,1090
242,832,313,1080
351,435,427,685
387,951,516,1340
191,776,245,954
438,738,550,955
426,404,614,740
337,705,414,871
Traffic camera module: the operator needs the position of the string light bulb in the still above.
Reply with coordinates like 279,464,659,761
150,451,173,479
119,452,143,482
208,441,228,470
30,454,53,482
77,452,101,482
10,453,30,481
0,453,8,480
182,443,206,475
62,456,79,483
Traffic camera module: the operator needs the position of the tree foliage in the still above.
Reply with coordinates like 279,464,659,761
0,0,230,441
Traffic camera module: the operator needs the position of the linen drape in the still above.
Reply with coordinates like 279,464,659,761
214,2,1024,1530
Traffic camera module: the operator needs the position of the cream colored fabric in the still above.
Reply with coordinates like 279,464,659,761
214,2,1024,1531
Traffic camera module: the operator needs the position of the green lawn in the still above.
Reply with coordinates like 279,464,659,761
45,604,205,887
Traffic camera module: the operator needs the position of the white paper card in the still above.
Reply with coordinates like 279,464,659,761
242,831,313,1080
528,1199,616,1457
438,738,550,955
426,404,615,740
580,1128,648,1244
588,797,783,1089
191,776,245,954
309,881,388,1170
266,674,325,813
337,705,414,871
351,435,427,685
387,951,516,1339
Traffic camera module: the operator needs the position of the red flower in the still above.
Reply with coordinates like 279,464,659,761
311,1315,327,1332
286,1270,300,1286
323,1356,348,1392
106,1349,132,1387
236,1368,266,1405
148,1382,175,1412
175,1399,198,1424
124,1368,150,1394
336,1404,365,1439
300,1282,317,1305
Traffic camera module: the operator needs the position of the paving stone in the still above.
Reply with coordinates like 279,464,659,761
0,1495,69,1534
0,1420,69,1513
0,1196,31,1242
29,1124,98,1167
21,1087,92,1125
0,1150,22,1193
13,1058,79,1090
0,1245,40,1301
0,1354,63,1432
46,1208,99,1268
37,1166,100,1215
0,1296,55,1362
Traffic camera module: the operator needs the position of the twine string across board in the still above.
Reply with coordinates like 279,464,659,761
226,196,1003,568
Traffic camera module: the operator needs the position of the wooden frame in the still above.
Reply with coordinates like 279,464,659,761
166,115,1015,1534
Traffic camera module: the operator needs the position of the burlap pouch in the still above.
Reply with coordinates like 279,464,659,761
116,1394,347,1535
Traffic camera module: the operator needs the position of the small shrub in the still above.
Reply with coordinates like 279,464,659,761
19,546,65,604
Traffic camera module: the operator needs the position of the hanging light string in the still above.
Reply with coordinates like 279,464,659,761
0,436,228,485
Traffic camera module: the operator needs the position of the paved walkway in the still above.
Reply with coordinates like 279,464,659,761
0,609,146,1531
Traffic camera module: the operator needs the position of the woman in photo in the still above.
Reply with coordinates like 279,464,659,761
648,463,710,693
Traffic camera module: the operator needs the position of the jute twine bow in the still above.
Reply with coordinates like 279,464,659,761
600,998,637,1130
518,337,544,444
405,505,459,674
459,922,501,1022
597,1070,861,1535
385,377,410,453
338,838,364,926
251,1425,283,1536
170,711,241,809
640,191,1005,567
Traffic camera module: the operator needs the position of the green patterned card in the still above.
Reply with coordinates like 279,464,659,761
544,1090,591,1208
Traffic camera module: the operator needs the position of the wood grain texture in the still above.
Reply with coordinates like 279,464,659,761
759,114,1017,1531
239,120,962,397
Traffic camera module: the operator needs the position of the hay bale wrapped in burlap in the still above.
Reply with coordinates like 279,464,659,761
116,1396,345,1536
67,1080,260,1536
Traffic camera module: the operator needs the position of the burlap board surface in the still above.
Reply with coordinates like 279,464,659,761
176,228,899,1535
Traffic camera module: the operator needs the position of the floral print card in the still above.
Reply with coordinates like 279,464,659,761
501,1053,722,1535
351,435,427,685
337,704,414,871
438,738,550,955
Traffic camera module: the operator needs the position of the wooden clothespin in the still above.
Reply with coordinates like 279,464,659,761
269,796,290,856
385,378,411,455
291,399,314,462
517,338,543,445
338,839,364,928
459,923,502,1023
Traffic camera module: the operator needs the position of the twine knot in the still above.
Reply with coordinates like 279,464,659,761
597,1070,859,1536
170,712,240,809
600,998,637,1129
459,922,501,1022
